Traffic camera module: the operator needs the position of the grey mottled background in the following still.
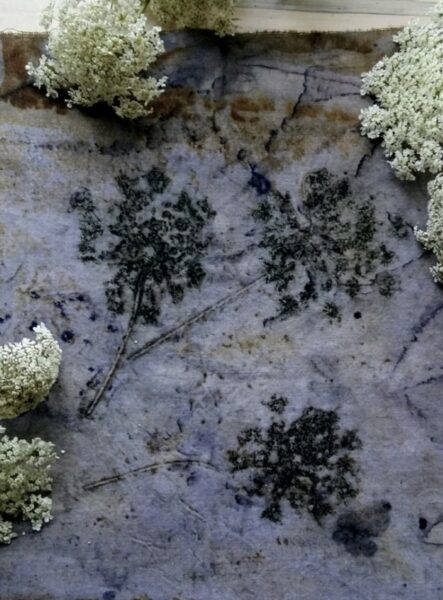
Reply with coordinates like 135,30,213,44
0,29,443,600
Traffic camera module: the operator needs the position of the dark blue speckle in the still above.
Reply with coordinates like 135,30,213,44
235,494,253,507
29,320,38,331
248,169,271,196
103,592,116,600
107,324,118,333
61,330,75,343
53,300,68,318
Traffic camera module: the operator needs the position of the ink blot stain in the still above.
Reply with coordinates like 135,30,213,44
61,330,75,343
249,167,271,196
332,501,392,556
53,300,68,318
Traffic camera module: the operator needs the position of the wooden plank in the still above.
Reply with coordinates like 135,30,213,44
0,0,432,33
237,0,433,15
234,7,430,30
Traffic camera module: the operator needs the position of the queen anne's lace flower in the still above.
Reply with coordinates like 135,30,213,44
148,0,235,37
415,175,443,282
0,323,62,419
0,426,57,544
27,0,167,119
360,2,443,181
361,2,443,282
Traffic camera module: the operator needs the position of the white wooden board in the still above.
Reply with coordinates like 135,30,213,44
0,0,432,33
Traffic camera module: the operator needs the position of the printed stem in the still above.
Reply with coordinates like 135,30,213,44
81,268,147,418
128,274,266,361
83,457,216,491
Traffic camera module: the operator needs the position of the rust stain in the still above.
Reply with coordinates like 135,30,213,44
235,29,397,75
150,88,200,119
214,331,293,359
230,95,275,122
0,33,67,113
280,103,362,160
297,104,358,124
272,31,374,55
6,86,67,114
0,33,45,97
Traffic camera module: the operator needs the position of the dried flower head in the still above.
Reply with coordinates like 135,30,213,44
0,426,57,544
148,0,235,37
0,323,62,419
360,2,443,283
415,175,443,282
360,2,443,181
27,0,167,119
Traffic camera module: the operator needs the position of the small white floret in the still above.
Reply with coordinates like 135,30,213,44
0,426,57,544
27,0,167,119
0,323,62,419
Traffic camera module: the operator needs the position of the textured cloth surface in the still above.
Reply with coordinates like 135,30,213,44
0,30,441,600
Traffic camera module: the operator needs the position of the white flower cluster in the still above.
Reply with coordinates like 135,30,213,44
148,0,235,37
0,426,57,544
415,175,443,282
361,1,443,281
0,323,62,419
360,2,443,180
27,0,167,119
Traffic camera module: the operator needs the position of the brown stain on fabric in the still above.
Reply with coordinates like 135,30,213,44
230,96,275,122
214,330,294,361
1,33,67,113
297,105,357,124
231,29,398,75
0,34,44,96
245,31,375,55
150,88,200,119
6,87,67,113
280,103,362,160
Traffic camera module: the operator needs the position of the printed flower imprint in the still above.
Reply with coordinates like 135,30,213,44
228,398,361,523
69,167,215,415
252,168,401,324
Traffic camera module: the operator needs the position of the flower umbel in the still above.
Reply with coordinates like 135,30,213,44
0,323,62,419
27,0,167,119
415,175,443,283
0,426,57,544
148,0,235,37
360,1,443,282
360,2,443,181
